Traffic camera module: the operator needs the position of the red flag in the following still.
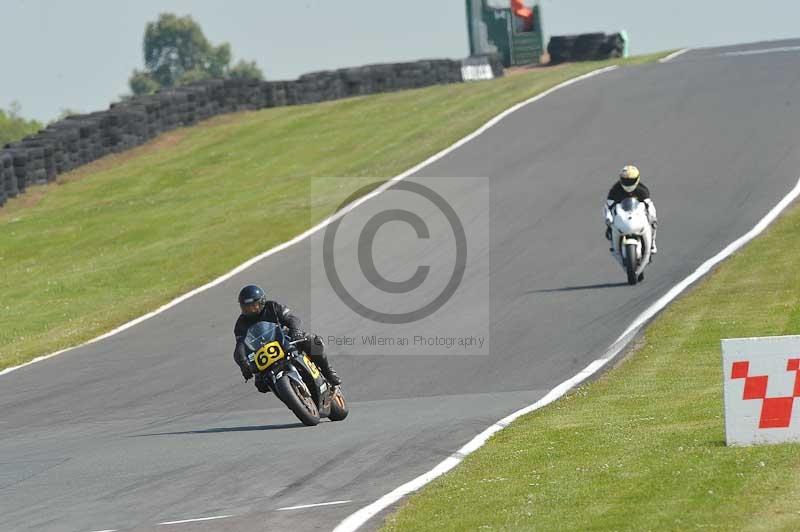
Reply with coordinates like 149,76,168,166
511,0,534,30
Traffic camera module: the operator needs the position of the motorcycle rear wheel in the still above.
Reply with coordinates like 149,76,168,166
276,375,320,426
624,243,638,285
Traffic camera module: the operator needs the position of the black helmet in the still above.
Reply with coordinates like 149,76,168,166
238,284,266,318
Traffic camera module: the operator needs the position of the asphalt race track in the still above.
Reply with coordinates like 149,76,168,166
4,40,800,532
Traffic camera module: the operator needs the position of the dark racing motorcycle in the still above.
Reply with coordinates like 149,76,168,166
243,321,348,426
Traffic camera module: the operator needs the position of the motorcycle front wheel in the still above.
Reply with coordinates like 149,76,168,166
276,375,320,426
624,243,638,285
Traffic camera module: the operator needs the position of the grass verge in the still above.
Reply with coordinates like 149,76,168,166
0,51,667,370
382,194,800,528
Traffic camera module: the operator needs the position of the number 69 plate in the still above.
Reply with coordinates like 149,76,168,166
252,341,285,371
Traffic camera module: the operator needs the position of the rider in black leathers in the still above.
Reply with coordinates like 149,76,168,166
233,284,341,393
604,164,658,254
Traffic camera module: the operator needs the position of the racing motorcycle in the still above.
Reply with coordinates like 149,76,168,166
608,197,654,285
243,321,348,426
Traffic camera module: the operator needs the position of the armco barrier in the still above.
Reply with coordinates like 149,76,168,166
0,56,502,209
548,33,625,64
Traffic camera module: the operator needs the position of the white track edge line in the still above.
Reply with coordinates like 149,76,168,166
277,500,352,511
659,48,691,63
157,514,232,525
0,65,619,379
333,176,800,532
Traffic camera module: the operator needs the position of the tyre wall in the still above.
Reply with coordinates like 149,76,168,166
547,33,625,65
0,56,502,208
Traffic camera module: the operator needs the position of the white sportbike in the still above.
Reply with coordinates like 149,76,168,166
606,197,654,285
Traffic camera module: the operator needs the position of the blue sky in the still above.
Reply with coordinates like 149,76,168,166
1,0,798,122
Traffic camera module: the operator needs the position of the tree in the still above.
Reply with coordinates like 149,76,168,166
229,60,264,81
129,69,160,96
0,102,42,146
129,13,264,95
206,42,231,78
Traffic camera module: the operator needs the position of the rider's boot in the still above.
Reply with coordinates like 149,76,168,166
313,354,342,386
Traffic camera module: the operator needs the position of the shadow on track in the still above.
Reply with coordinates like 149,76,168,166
133,422,305,436
526,282,628,294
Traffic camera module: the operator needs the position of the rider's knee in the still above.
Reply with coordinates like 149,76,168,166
306,335,325,357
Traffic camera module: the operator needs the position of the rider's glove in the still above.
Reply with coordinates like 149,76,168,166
289,329,305,342
604,203,614,226
240,364,253,381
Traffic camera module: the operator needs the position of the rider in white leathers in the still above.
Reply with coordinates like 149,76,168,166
604,165,658,254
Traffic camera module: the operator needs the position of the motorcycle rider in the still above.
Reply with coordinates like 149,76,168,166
604,164,658,254
233,284,341,393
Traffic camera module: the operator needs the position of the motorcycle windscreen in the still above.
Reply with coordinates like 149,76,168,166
619,197,640,212
244,321,283,352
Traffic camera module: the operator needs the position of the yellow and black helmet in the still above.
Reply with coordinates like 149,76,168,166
619,165,641,192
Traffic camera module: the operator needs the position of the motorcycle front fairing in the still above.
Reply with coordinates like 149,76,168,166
245,322,284,370
244,321,297,384
611,199,652,274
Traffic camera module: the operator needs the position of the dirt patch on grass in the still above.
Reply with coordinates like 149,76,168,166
59,129,190,183
4,186,49,211
200,111,252,127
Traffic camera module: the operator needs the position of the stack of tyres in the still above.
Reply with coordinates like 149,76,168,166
301,71,347,104
359,64,390,95
0,151,12,205
68,114,102,165
438,59,465,84
548,35,578,64
548,32,625,64
7,144,44,186
284,80,301,106
12,142,48,185
48,122,81,172
41,142,57,183
0,157,6,207
262,81,286,108
29,147,46,185
7,148,29,192
342,68,368,96
574,33,606,61
600,33,625,59
0,57,503,210
244,79,265,109
42,131,66,176
99,113,122,152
